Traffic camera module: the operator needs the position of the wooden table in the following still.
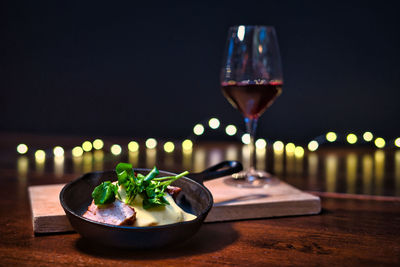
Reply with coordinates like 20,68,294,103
0,133,399,266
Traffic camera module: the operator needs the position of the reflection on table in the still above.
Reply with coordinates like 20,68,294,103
14,137,400,197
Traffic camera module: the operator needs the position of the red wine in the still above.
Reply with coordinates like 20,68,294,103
221,81,283,119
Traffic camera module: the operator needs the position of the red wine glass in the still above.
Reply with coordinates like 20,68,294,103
221,25,283,187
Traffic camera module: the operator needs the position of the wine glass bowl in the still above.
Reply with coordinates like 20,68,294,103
220,25,283,188
221,80,282,120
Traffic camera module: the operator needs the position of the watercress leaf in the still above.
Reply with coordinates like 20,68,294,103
150,197,164,205
112,184,119,194
142,196,159,209
146,186,156,198
138,182,146,193
92,162,189,210
159,196,170,205
92,181,116,205
144,166,160,182
116,162,133,176
142,198,154,210
136,174,144,189
116,163,134,186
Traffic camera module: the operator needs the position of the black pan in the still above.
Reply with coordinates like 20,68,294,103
60,160,242,249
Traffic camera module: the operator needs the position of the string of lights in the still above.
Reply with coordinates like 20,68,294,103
15,117,400,160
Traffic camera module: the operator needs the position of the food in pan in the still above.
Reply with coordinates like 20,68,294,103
83,163,196,227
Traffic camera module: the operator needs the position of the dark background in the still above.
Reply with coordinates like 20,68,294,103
1,1,399,143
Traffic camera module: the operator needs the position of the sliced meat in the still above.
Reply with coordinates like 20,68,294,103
166,185,182,199
83,199,136,226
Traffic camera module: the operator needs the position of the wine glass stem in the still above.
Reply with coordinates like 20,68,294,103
245,117,258,173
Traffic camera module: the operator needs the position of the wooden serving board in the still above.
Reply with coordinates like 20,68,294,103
29,184,74,233
28,178,321,234
204,178,320,222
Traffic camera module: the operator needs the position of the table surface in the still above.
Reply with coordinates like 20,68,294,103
1,133,399,266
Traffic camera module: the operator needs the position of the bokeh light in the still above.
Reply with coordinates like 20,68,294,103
163,142,175,153
145,138,157,149
53,146,64,157
72,146,84,157
128,141,139,152
193,124,205,135
326,132,337,142
110,144,122,155
182,139,193,150
294,146,305,157
374,137,385,148
273,141,284,152
208,118,220,129
225,125,237,136
285,143,295,153
93,139,104,150
35,150,46,161
255,138,267,149
395,138,400,148
308,140,319,151
363,132,373,142
241,134,250,144
347,133,358,144
82,141,93,152
17,144,28,154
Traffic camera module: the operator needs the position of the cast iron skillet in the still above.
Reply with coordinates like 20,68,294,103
60,160,242,249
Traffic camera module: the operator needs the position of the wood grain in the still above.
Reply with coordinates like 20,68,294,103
28,185,73,233
205,177,321,222
1,133,399,266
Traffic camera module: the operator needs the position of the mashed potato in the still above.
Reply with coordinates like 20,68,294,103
116,184,196,227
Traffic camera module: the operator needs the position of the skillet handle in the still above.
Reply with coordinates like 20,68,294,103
186,160,243,185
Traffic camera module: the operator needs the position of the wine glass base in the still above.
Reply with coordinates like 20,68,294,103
223,170,279,188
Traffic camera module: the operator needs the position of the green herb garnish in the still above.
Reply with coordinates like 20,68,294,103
92,181,118,205
91,163,188,209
